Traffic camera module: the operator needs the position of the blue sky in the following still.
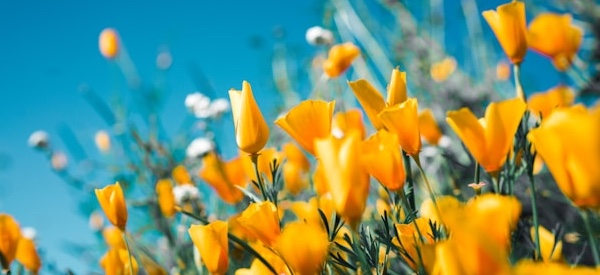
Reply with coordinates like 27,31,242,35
0,0,580,273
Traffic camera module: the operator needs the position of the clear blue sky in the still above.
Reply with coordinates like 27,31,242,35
0,0,574,273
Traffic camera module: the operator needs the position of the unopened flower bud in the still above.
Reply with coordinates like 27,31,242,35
28,131,49,149
306,26,334,46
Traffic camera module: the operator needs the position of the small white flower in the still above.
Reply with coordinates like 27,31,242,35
421,146,438,158
186,137,214,159
21,227,37,240
331,127,344,139
208,98,230,118
156,51,172,70
184,92,211,118
438,135,452,148
51,151,68,171
306,26,334,46
173,184,200,205
28,130,49,149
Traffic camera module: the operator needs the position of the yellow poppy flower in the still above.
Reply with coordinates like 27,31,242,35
99,28,119,59
276,221,329,275
282,143,310,196
314,131,370,229
100,248,139,275
379,98,422,157
528,85,575,120
103,226,126,249
527,106,600,209
393,218,436,272
446,98,526,173
482,1,527,64
531,225,563,263
0,214,21,268
348,68,407,129
323,42,360,77
513,260,598,274
16,237,41,273
419,196,462,225
430,57,457,82
331,109,367,140
95,182,128,231
528,13,583,71
172,165,192,185
275,100,335,156
237,201,281,246
156,179,176,218
363,130,405,191
199,152,247,204
229,81,270,155
418,109,443,146
188,220,229,275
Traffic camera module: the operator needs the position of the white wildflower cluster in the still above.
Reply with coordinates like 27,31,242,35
173,184,200,205
21,227,37,240
305,26,334,46
184,92,230,119
186,137,214,159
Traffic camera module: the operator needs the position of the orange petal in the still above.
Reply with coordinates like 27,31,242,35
348,79,386,129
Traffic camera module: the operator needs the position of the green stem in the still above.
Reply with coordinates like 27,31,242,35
581,210,600,266
250,154,269,202
413,156,446,234
473,162,480,185
528,163,541,260
122,232,135,275
514,64,526,102
403,152,415,212
178,209,279,275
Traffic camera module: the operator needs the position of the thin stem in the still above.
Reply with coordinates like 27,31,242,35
250,154,269,202
513,64,526,102
490,172,500,194
527,159,542,260
413,156,446,232
581,210,600,266
473,161,480,184
403,152,415,211
122,232,135,275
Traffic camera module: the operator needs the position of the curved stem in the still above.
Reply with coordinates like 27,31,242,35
527,163,542,260
122,232,135,275
581,210,600,266
514,64,526,102
250,154,269,202
403,152,415,212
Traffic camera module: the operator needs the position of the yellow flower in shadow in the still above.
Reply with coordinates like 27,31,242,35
527,106,600,209
446,98,526,173
0,214,21,268
528,85,575,120
95,182,128,231
16,237,41,274
229,81,270,155
418,109,443,146
314,131,370,229
348,68,407,129
528,13,583,71
199,152,247,205
531,225,563,263
156,179,176,218
237,201,281,246
276,221,330,275
188,220,229,275
379,98,422,157
100,248,139,275
99,28,120,59
282,143,310,196
323,42,360,78
331,109,367,140
363,130,405,191
275,100,335,156
482,1,527,64
393,218,436,273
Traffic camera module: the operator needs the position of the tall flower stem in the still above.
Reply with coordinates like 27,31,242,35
581,210,600,266
250,154,269,202
122,232,135,275
403,152,415,212
514,64,526,102
473,162,481,184
528,165,541,261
